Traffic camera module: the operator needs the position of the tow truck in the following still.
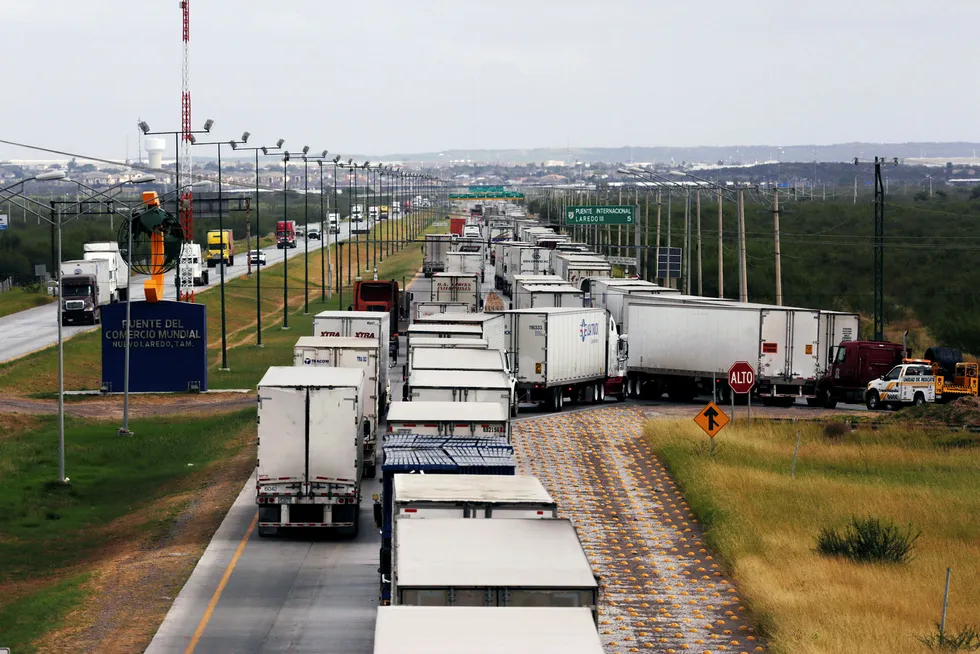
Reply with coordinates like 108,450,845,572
865,358,979,410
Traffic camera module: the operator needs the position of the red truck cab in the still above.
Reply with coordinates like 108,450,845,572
815,340,906,407
352,279,401,361
276,220,297,249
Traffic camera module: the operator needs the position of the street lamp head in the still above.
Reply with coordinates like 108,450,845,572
347,158,352,165
284,152,290,162
261,146,269,155
230,140,238,150
188,133,197,145
34,170,68,181
276,138,285,148
321,150,328,158
302,145,310,155
241,131,250,143
203,119,214,132
138,120,150,134
333,155,340,163
129,174,157,184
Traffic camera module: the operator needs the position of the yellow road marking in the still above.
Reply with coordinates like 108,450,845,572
185,512,257,653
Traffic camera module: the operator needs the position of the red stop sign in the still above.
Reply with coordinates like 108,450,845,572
728,361,755,394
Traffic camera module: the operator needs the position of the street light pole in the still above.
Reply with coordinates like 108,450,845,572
230,137,284,347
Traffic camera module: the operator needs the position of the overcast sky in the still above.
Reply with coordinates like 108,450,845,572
1,0,978,161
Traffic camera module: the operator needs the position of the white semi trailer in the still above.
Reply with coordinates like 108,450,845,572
255,366,367,537
292,336,387,476
622,295,821,404
386,401,510,441
505,307,627,411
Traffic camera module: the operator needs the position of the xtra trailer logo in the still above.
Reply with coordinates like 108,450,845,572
579,319,600,342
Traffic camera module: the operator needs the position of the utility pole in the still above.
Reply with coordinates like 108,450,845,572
717,189,724,298
696,190,702,296
738,188,748,302
873,157,885,341
655,190,662,284
643,191,649,280
853,175,858,205
684,190,691,294
773,187,782,306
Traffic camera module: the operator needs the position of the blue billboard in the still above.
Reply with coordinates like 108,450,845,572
101,300,208,392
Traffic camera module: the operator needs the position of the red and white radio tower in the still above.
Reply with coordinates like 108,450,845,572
179,0,194,301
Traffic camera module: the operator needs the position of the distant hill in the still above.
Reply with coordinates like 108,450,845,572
381,142,980,166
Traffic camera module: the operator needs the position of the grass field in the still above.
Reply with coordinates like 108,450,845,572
0,216,438,395
0,286,55,318
0,409,256,653
645,420,980,654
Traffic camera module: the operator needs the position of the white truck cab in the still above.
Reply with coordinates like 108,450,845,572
866,361,936,410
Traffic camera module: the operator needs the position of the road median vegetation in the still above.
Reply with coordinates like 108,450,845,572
645,419,980,654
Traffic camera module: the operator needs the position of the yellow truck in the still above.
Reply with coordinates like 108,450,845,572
207,229,234,268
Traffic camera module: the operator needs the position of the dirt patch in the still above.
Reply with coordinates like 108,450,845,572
0,393,253,420
29,424,255,653
0,413,43,438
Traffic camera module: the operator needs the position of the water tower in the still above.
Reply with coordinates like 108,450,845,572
144,138,166,169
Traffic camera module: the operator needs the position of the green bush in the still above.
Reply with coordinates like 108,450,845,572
816,516,920,564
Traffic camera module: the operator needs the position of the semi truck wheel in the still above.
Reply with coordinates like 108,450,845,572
866,391,881,411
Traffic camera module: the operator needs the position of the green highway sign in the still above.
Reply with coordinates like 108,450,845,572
451,192,525,200
469,185,504,193
565,205,635,225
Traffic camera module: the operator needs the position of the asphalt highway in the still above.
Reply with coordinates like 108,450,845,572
0,222,370,364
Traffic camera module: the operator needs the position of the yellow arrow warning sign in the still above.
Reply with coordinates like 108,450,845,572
694,401,730,438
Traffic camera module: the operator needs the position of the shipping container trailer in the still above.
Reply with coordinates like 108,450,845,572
407,323,485,343
408,337,489,351
292,336,387,476
423,234,456,277
492,241,529,289
409,347,508,376
445,252,485,280
390,519,599,624
407,369,515,416
373,607,604,654
312,310,392,373
416,312,507,352
505,307,626,410
622,295,821,404
504,246,549,296
512,284,584,310
392,473,556,519
255,366,366,537
385,401,510,440
378,437,516,602
428,272,481,312
413,301,470,321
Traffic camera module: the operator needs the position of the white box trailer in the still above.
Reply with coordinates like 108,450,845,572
429,272,481,312
392,474,556,518
408,337,489,351
386,401,510,441
511,274,567,289
83,242,129,300
593,285,680,327
623,295,820,404
505,307,626,411
492,241,527,289
391,519,599,624
413,301,470,321
410,347,508,376
407,323,485,343
255,366,366,537
513,284,584,310
313,310,391,373
451,237,485,258
818,310,861,374
416,312,507,352
293,336,387,476
423,234,456,277
408,369,514,417
445,251,485,280
504,246,549,296
373,607,604,654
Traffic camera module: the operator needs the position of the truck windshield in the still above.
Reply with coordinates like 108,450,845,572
63,283,92,297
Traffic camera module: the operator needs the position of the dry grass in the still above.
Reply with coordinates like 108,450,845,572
645,419,980,654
